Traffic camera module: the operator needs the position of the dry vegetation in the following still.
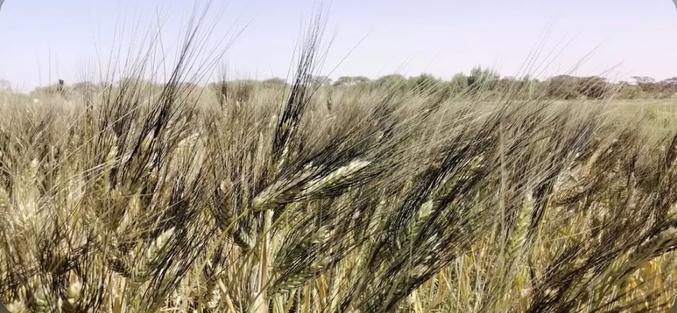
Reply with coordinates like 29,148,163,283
0,17,676,313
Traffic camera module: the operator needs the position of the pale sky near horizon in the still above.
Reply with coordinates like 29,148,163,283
0,0,676,91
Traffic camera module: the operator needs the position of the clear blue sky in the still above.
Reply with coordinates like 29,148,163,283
1,0,676,90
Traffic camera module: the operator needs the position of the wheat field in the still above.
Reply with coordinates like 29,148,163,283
0,14,676,313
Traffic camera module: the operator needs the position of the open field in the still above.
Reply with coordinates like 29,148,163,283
605,99,677,135
0,64,676,313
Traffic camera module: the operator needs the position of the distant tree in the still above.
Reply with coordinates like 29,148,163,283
660,77,677,85
355,76,370,83
493,76,515,91
632,76,656,84
577,76,609,99
372,74,408,91
544,75,609,100
632,76,662,95
262,77,287,86
410,73,442,94
333,76,370,87
467,67,500,92
333,76,349,87
547,75,580,100
310,75,332,86
449,73,468,90
616,82,643,99
658,77,677,97
71,81,99,94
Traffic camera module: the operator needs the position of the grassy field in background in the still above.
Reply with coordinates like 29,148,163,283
609,99,677,133
0,77,675,312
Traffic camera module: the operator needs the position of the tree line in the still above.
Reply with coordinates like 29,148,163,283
8,67,677,100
